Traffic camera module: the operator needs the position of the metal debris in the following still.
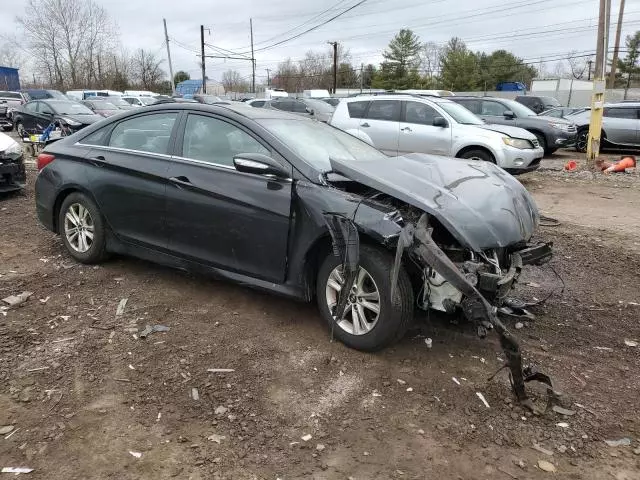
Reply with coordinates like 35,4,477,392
207,368,235,373
138,324,170,339
556,422,569,428
115,298,128,316
208,434,225,444
301,434,312,442
476,392,490,409
1,291,33,307
624,339,638,347
1,467,34,474
128,451,142,458
604,438,631,447
0,426,15,435
191,388,199,401
552,406,576,416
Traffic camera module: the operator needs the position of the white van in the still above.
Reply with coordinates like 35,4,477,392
66,90,111,101
303,89,331,98
123,90,157,97
264,89,288,99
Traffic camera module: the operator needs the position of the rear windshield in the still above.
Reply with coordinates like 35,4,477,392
0,91,21,99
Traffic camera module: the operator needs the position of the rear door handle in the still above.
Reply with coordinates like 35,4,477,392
401,127,412,132
88,155,106,167
169,176,192,188
360,122,370,128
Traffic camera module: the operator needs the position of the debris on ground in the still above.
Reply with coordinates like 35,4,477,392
0,425,15,435
207,368,235,373
624,339,638,347
190,388,199,401
598,155,636,174
476,392,490,409
2,291,33,307
537,459,556,472
451,377,461,385
138,324,170,339
316,444,325,451
532,443,554,456
604,438,632,447
301,434,312,442
115,298,128,316
1,467,34,474
556,422,569,428
214,406,228,415
425,338,433,348
552,406,576,416
128,451,142,458
208,434,225,444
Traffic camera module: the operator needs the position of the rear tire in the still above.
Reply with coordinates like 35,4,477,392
316,245,414,352
58,192,108,264
457,148,495,163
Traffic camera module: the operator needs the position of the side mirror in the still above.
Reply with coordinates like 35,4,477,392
503,110,515,120
233,153,290,178
306,107,315,115
433,116,448,127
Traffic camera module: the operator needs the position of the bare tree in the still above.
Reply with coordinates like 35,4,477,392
552,61,570,79
17,0,115,89
221,69,248,93
131,49,165,90
420,41,443,80
566,51,591,80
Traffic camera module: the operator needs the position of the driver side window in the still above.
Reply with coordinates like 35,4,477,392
481,101,508,116
38,103,54,114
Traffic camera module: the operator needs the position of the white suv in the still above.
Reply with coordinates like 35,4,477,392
330,95,544,174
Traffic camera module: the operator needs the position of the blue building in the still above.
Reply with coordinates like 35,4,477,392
176,79,203,97
0,66,20,91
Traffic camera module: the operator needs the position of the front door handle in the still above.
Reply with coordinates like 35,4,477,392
360,122,370,128
169,176,192,188
88,155,106,167
401,127,412,132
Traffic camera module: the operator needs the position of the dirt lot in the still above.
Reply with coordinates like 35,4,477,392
1,151,640,479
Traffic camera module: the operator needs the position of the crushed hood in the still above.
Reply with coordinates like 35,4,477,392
330,153,539,251
478,124,537,140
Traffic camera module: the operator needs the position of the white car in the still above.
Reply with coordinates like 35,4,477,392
330,94,544,174
122,96,157,107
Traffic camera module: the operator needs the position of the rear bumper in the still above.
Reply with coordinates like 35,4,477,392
0,159,26,192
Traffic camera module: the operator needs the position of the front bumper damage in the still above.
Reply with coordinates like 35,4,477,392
327,211,559,412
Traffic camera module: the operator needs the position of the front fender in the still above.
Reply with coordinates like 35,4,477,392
346,128,374,146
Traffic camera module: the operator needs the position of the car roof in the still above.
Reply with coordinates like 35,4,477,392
344,94,453,104
136,102,313,121
606,102,640,107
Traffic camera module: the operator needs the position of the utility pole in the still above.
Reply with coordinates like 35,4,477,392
587,60,593,80
608,0,625,88
200,25,206,94
265,69,271,87
328,41,338,94
250,19,256,94
360,63,364,93
587,0,611,166
163,19,175,94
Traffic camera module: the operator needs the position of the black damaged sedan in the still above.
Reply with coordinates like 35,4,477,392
34,103,552,358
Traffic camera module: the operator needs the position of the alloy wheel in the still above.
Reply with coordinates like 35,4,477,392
64,203,95,253
576,131,588,152
325,266,381,335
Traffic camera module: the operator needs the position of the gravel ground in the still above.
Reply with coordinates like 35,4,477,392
1,148,639,479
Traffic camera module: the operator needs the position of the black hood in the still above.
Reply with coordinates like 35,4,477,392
56,113,103,125
329,154,539,251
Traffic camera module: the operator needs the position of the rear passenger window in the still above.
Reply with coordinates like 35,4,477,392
109,113,177,154
81,127,110,146
481,101,508,116
347,101,369,118
456,100,481,115
604,108,637,119
365,100,400,121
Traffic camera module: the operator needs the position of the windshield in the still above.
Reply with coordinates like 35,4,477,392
258,118,387,172
51,102,94,115
140,97,157,105
500,99,537,117
439,102,483,125
540,96,561,107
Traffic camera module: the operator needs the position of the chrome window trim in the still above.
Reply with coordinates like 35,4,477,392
73,143,173,159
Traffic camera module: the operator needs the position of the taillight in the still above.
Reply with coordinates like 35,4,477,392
37,153,55,170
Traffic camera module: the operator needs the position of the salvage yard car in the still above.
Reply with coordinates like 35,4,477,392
0,131,26,192
34,103,553,403
330,94,544,174
13,99,103,136
566,102,640,152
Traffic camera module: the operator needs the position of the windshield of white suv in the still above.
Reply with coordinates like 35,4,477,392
258,118,387,172
438,102,484,125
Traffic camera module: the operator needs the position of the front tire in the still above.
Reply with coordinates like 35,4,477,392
58,192,107,264
316,245,414,352
575,128,588,153
457,148,495,163
15,121,24,137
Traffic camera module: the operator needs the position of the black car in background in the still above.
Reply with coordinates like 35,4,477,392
34,103,550,355
13,100,103,136
515,95,561,114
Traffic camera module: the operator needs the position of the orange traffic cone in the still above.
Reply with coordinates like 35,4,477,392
604,156,636,174
564,160,578,172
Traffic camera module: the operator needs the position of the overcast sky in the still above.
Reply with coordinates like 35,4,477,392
1,0,637,83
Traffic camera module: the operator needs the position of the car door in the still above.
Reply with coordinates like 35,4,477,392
82,111,180,250
359,99,401,155
20,101,40,131
602,107,638,144
165,113,292,283
398,100,452,155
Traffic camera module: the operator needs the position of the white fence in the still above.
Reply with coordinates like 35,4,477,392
453,88,640,107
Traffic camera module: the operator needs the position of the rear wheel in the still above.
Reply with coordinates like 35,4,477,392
58,192,108,264
316,245,414,352
457,148,495,163
15,121,24,137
